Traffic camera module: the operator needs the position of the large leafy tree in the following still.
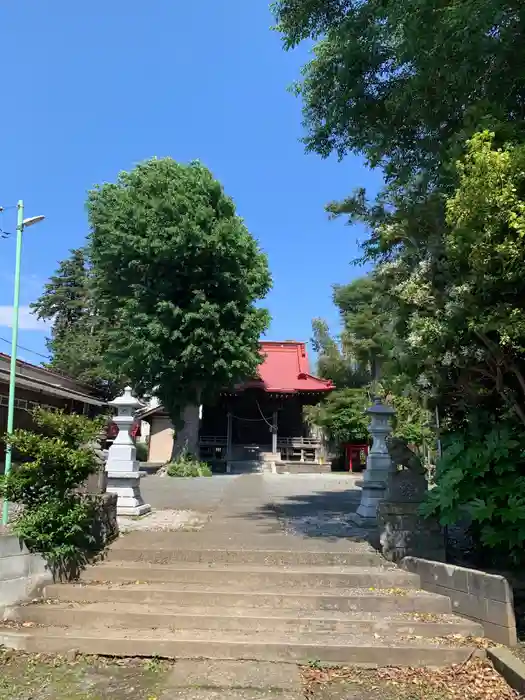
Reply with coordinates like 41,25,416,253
430,131,525,425
272,0,525,188
273,0,525,562
87,158,272,455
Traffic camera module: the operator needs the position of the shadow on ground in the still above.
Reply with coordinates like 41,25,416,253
238,487,377,544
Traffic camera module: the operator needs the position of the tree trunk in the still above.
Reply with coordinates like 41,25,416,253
170,403,201,460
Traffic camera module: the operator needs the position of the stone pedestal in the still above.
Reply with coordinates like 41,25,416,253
350,399,395,525
106,387,151,517
378,502,445,563
377,439,445,562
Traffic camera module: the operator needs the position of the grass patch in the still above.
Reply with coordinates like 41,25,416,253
0,650,171,700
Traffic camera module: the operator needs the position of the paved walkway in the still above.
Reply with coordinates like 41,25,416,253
118,473,374,552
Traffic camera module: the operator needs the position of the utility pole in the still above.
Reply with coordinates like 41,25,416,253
2,202,45,526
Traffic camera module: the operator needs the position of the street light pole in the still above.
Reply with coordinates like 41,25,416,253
2,200,45,526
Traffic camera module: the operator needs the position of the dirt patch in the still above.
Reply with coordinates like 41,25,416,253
0,650,171,700
302,657,523,699
117,509,207,532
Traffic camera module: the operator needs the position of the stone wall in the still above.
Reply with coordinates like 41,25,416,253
401,556,517,645
91,492,118,548
0,536,51,608
378,502,445,563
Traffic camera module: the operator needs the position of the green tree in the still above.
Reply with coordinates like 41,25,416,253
32,248,89,340
441,131,525,425
310,277,433,454
273,0,525,556
31,249,121,399
272,0,525,188
311,317,367,387
305,387,370,445
87,158,272,455
349,132,525,428
333,275,398,382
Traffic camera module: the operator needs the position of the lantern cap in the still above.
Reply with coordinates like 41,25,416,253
108,386,143,410
365,397,395,416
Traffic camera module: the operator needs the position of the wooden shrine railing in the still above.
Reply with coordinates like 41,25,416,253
277,437,321,448
199,436,227,446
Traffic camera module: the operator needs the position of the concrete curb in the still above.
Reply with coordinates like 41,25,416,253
487,647,525,695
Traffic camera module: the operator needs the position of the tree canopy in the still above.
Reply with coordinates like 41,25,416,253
275,0,525,562
31,248,121,398
273,0,525,187
87,158,271,451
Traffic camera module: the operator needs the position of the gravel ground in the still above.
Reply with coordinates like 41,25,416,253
282,513,370,539
117,509,208,532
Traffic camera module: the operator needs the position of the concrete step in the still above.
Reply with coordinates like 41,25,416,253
162,692,299,699
276,463,331,474
105,547,383,567
0,624,481,666
165,660,302,698
80,562,419,590
228,462,263,474
43,583,453,613
5,601,483,637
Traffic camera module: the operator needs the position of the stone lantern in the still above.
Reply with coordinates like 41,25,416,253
351,398,395,524
105,387,151,516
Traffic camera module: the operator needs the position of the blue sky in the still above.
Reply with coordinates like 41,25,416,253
0,0,382,366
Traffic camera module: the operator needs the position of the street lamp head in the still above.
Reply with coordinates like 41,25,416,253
22,215,45,228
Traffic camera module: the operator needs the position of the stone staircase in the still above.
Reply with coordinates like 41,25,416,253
0,538,483,665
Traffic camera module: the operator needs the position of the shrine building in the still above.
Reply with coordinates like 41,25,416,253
143,341,334,471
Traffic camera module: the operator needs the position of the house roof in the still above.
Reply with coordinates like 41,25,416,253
234,341,334,394
0,353,106,407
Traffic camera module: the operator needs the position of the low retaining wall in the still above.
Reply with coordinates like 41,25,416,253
401,556,517,646
0,536,51,608
0,492,118,607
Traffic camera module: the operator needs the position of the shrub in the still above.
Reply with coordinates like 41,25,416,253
305,388,370,445
0,408,106,575
166,451,212,477
421,423,525,567
135,440,148,463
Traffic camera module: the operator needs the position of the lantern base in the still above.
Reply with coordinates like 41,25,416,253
106,471,151,517
349,510,378,527
350,478,389,524
117,503,152,517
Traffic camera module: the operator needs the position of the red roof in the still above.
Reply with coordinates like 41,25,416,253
235,341,334,394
